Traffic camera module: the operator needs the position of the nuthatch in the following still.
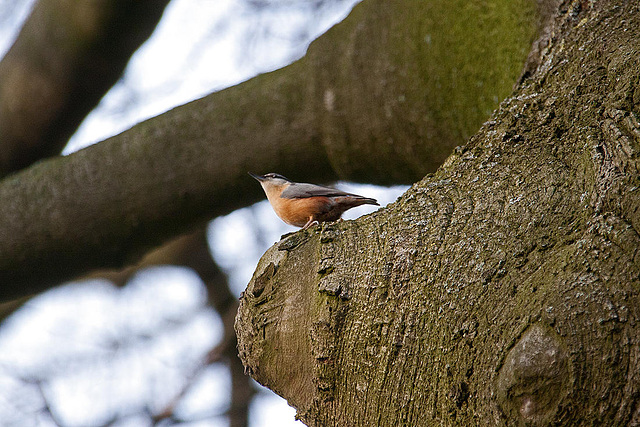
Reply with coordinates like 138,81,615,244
249,172,379,229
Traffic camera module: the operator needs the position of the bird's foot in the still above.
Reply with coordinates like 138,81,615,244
302,219,319,230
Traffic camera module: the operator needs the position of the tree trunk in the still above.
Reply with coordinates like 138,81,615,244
235,0,640,425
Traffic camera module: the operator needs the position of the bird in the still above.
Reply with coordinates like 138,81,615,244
249,172,379,229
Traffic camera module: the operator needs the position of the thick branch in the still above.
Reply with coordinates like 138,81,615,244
0,60,327,301
0,0,170,175
307,0,538,182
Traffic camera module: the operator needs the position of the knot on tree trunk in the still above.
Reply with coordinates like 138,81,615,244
496,324,571,425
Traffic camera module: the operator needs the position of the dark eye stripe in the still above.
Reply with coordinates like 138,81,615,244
267,173,289,180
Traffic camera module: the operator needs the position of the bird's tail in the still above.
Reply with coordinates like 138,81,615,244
354,197,379,206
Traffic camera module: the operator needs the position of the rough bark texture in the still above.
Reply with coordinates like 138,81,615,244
236,1,640,425
0,0,171,175
0,0,536,300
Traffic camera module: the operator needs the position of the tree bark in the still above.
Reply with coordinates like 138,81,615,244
236,0,640,425
0,0,536,300
0,0,171,175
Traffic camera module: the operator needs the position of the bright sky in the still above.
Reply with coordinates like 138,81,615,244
0,1,406,426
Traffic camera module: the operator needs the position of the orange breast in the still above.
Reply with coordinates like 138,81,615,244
271,196,331,227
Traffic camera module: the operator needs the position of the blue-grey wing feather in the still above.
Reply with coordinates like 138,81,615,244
281,183,359,199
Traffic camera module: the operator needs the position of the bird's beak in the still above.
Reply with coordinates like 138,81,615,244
248,172,265,182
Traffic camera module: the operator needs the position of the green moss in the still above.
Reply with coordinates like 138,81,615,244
402,0,538,141
305,0,539,183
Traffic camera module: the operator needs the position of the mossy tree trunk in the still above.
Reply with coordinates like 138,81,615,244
236,1,640,425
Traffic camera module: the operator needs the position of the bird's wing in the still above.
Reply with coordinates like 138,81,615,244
281,183,360,199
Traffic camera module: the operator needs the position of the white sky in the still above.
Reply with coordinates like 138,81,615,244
0,1,407,426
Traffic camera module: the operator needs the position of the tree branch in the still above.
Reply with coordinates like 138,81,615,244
0,0,171,175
